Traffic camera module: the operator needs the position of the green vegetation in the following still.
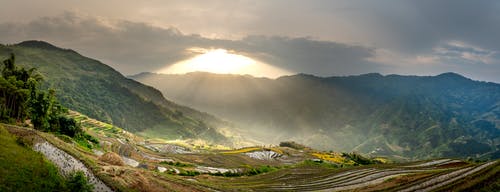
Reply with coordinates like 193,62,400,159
209,165,280,177
300,159,340,169
0,53,39,123
0,53,97,148
342,152,383,165
0,41,231,146
179,170,201,176
245,165,280,176
132,72,500,159
73,133,100,150
0,125,66,191
0,125,95,191
160,161,193,167
279,141,307,150
66,171,94,192
0,41,497,191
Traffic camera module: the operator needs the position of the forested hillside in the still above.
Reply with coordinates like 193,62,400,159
132,72,500,159
0,41,230,144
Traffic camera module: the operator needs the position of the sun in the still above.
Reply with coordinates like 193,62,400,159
158,48,291,78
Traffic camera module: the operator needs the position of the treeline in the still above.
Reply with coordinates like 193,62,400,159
0,53,82,137
279,141,308,150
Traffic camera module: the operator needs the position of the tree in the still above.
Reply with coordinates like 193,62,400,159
0,53,37,123
56,116,81,137
28,83,52,130
1,53,84,137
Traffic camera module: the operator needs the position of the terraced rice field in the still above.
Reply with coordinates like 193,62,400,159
203,159,499,191
7,113,498,191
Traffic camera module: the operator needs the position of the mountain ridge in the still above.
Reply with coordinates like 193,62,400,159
131,71,500,160
0,41,233,145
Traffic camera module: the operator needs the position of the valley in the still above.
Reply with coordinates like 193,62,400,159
131,72,500,160
2,1,500,191
2,113,499,191
0,41,239,146
0,41,498,191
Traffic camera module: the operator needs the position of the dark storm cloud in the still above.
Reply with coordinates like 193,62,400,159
235,36,376,76
0,12,376,76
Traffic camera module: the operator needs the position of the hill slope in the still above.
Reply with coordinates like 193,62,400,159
5,119,499,191
0,125,67,191
131,72,500,159
0,41,230,144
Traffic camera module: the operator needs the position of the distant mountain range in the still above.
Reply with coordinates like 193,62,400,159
0,41,233,145
1,40,498,160
131,71,500,160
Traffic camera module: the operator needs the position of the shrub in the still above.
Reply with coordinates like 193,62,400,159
83,133,99,144
57,116,81,137
66,171,94,192
159,161,192,167
279,141,306,150
209,165,280,177
342,152,375,165
179,170,200,176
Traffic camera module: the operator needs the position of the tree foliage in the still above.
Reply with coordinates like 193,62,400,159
66,171,94,192
0,53,39,122
0,53,83,138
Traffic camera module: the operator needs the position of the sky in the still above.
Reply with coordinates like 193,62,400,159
0,0,499,82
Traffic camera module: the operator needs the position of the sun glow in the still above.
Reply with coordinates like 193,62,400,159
158,48,291,78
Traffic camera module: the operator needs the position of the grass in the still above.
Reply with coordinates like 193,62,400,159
0,125,67,191
299,159,340,169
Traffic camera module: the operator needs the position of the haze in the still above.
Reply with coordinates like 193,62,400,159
0,0,499,82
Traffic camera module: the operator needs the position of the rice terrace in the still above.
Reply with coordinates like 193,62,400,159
1,0,499,191
1,112,499,191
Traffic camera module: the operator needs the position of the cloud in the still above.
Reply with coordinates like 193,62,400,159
0,12,196,73
433,41,498,65
0,12,378,77
231,36,377,76
1,1,499,82
367,41,500,82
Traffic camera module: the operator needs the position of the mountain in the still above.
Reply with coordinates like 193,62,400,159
131,72,500,159
0,41,231,144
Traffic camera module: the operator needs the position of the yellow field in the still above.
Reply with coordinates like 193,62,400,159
312,152,355,164
221,147,286,154
373,157,390,164
221,147,263,154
